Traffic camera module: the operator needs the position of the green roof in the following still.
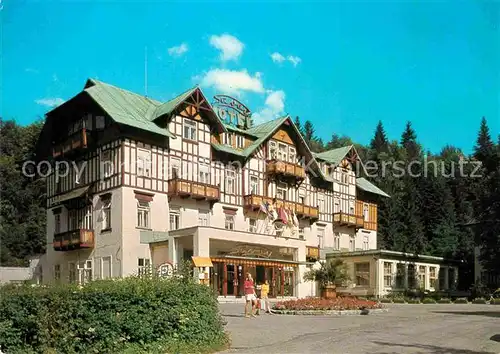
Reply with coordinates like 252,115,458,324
211,143,246,157
314,146,353,165
150,86,198,121
246,116,288,137
84,79,175,138
356,177,390,198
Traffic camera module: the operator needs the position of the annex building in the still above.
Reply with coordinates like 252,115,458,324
35,79,458,298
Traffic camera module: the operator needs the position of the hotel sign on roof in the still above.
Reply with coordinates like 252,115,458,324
212,95,252,129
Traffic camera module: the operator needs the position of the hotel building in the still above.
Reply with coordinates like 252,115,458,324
35,79,458,298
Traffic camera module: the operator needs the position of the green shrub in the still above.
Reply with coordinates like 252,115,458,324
379,298,392,303
406,298,420,304
491,298,500,305
454,297,468,304
422,298,437,304
0,277,228,353
472,298,487,304
437,298,452,304
392,298,406,304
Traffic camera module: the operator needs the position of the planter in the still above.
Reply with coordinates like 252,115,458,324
321,285,337,299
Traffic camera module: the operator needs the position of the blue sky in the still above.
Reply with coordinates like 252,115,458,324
2,0,499,154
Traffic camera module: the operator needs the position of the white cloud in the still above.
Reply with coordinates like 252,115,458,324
199,69,264,95
271,52,286,63
168,43,189,57
35,97,64,107
252,90,286,124
287,55,301,67
209,34,244,61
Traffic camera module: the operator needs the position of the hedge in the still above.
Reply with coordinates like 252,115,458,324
472,298,487,304
491,298,500,305
0,277,228,353
453,298,468,304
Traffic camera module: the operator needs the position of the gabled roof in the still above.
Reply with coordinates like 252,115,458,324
356,177,390,198
83,79,175,138
211,143,246,157
150,86,198,121
314,145,353,165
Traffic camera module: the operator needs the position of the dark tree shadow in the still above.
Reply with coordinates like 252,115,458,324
432,311,500,318
372,341,496,354
490,334,500,342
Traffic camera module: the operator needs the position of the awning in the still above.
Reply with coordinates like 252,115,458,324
53,185,90,204
210,255,305,268
192,256,213,267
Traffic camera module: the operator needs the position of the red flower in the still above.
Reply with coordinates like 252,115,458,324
273,297,381,311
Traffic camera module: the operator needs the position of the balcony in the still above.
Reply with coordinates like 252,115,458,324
243,194,319,220
333,212,364,228
167,178,220,202
53,229,94,251
52,128,90,158
266,160,305,180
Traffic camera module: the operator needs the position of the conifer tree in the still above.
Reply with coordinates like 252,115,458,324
303,120,315,145
370,121,388,153
400,121,421,160
294,116,303,136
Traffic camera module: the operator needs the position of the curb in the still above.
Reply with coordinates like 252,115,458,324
271,308,389,316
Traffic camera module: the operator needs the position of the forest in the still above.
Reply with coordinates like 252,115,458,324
1,116,499,288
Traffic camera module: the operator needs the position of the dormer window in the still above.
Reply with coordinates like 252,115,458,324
183,119,197,140
289,147,296,163
224,133,233,146
269,141,277,159
277,143,287,161
236,135,244,149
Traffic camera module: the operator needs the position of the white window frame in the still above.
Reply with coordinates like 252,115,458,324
83,206,92,230
137,148,151,177
355,262,370,286
363,235,369,250
198,211,209,226
318,196,325,213
170,157,181,179
101,150,113,178
199,164,210,184
169,209,180,230
334,232,340,250
226,169,236,194
236,135,244,148
419,266,426,288
68,262,77,284
183,118,197,140
429,267,437,289
250,176,259,194
225,215,235,230
334,198,340,213
289,147,296,163
138,258,151,277
78,260,93,284
277,142,288,161
269,141,277,159
363,204,369,221
137,200,150,229
101,198,111,231
317,227,325,248
54,264,61,281
223,132,233,145
101,256,112,279
298,227,304,240
249,218,257,233
54,214,61,234
383,262,393,288
349,236,355,251
298,189,306,205
349,200,355,215
276,182,287,200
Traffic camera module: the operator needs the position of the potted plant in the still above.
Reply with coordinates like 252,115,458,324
303,258,350,299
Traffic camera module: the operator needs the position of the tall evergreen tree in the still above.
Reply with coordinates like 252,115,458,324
473,117,496,172
370,121,388,153
326,134,353,150
400,121,421,160
293,116,303,136
303,120,315,145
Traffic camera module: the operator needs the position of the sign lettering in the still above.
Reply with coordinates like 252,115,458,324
227,244,273,258
212,95,252,129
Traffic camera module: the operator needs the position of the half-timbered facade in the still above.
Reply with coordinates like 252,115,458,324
37,78,390,298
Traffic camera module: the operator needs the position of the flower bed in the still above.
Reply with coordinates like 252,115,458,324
273,297,381,311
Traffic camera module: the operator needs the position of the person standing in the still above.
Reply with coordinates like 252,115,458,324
260,280,272,314
244,273,257,318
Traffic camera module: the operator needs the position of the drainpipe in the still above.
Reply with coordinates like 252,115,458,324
373,256,379,298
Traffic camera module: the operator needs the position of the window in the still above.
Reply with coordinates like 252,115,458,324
418,266,426,288
54,214,61,234
363,204,369,221
169,209,180,230
101,150,113,178
341,169,349,184
78,260,92,284
170,157,181,179
137,148,151,177
289,147,296,163
298,227,304,240
83,206,92,230
250,176,259,194
334,233,340,250
183,119,197,140
349,200,355,215
298,189,305,205
363,236,369,250
68,210,77,231
334,198,340,213
269,141,277,159
226,169,236,194
138,258,151,277
54,264,61,281
137,200,150,229
396,264,406,288
249,218,257,233
199,164,210,184
439,267,446,290
383,262,393,287
69,262,77,283
101,197,111,231
429,267,437,288
355,263,370,286
101,256,112,279
318,197,325,213
198,211,209,226
223,133,233,145
349,236,355,251
276,182,287,200
317,228,325,248
408,264,416,288
225,215,235,230
96,116,105,129
277,143,288,161
236,135,244,148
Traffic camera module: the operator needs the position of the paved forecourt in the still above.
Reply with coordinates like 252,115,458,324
218,303,500,354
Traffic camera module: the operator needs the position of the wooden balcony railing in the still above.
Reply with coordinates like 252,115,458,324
167,178,220,201
266,160,305,179
52,129,89,158
333,212,364,228
53,229,94,251
243,194,319,220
